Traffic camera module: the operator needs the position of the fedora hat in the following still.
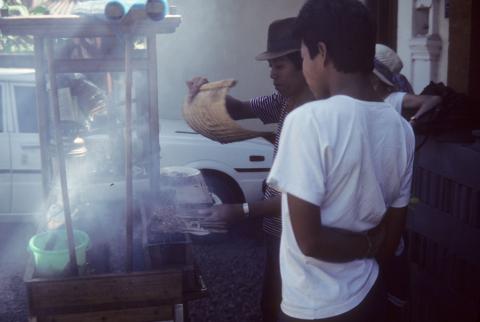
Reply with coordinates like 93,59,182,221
373,44,404,87
182,79,276,144
255,17,300,61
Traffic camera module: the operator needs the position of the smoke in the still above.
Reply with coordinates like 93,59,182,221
2,0,303,273
39,72,147,227
0,2,303,317
155,0,305,119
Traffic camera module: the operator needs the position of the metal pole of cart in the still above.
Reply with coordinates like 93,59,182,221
147,34,160,195
46,38,79,276
125,35,134,272
33,37,52,204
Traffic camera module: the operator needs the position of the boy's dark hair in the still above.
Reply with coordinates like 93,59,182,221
293,0,376,74
285,51,303,70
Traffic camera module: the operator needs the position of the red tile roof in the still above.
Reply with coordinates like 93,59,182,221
45,0,78,15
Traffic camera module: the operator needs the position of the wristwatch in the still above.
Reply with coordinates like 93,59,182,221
242,203,250,218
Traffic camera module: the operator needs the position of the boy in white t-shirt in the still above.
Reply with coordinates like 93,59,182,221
266,1,415,321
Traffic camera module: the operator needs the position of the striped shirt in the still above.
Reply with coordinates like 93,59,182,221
250,93,289,238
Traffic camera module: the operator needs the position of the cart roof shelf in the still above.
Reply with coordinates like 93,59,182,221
0,14,182,37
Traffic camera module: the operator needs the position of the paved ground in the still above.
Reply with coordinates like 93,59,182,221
0,223,36,322
188,221,265,322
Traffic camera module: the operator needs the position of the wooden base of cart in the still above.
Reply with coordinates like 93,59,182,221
24,201,207,322
25,265,182,322
25,246,207,322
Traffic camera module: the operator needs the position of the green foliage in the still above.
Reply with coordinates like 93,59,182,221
0,34,34,53
30,5,50,15
0,1,50,53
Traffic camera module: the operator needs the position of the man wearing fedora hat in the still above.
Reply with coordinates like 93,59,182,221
187,17,313,322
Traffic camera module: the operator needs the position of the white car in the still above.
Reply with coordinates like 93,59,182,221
0,68,274,220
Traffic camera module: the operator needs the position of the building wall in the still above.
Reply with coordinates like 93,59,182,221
437,0,450,85
396,0,450,94
396,1,414,82
448,0,473,95
156,0,305,119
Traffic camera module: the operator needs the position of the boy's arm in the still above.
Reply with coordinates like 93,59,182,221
225,97,278,144
201,195,281,230
288,194,386,263
375,206,407,265
250,195,282,218
225,96,257,120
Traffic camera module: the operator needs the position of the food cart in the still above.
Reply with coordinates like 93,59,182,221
0,8,207,322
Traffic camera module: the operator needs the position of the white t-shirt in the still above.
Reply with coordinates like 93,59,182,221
384,92,407,115
267,95,415,319
384,91,408,255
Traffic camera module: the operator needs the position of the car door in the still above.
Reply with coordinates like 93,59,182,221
0,82,12,215
9,82,43,215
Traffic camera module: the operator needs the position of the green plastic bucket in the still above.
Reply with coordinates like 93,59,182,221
29,229,90,277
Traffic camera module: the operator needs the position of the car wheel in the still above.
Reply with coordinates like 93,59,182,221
201,171,244,205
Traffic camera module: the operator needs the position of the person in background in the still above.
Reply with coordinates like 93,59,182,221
372,43,442,123
267,0,415,321
187,17,314,322
373,43,424,322
374,43,414,95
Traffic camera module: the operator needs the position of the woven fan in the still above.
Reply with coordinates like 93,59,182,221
182,79,274,144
